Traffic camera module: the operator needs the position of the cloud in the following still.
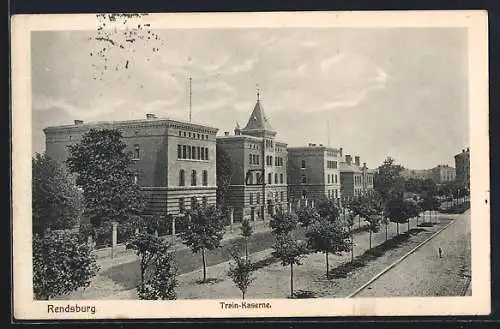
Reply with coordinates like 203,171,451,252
33,93,124,119
219,59,255,75
320,53,345,72
321,66,389,110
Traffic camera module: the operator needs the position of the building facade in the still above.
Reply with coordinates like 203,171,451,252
400,168,431,180
216,96,288,222
455,147,470,190
43,114,219,217
340,154,374,200
287,144,342,204
428,165,456,184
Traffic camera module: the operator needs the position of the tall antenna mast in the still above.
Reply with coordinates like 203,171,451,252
188,76,192,122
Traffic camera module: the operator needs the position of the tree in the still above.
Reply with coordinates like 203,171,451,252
386,198,418,235
126,232,177,300
373,157,405,200
32,153,83,236
227,248,255,300
66,129,144,227
179,203,226,282
33,230,99,300
355,194,383,250
270,210,299,236
240,219,254,260
296,205,320,228
216,144,233,207
306,217,351,277
272,233,308,298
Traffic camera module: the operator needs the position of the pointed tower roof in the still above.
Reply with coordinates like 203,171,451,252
242,99,275,132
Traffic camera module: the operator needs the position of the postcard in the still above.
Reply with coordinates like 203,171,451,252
11,10,490,319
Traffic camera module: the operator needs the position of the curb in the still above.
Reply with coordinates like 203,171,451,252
347,218,456,298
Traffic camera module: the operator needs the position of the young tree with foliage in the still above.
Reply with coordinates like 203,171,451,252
126,232,177,299
270,209,300,236
405,199,421,232
386,197,409,235
216,144,233,207
306,216,351,277
240,219,254,260
296,205,320,228
179,203,226,282
272,233,309,298
33,230,99,300
373,157,405,201
227,248,255,300
32,153,83,236
66,129,144,227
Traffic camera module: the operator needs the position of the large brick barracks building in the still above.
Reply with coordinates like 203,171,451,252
43,93,377,223
216,94,288,222
43,114,218,217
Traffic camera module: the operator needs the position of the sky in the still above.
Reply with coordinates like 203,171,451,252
31,27,469,169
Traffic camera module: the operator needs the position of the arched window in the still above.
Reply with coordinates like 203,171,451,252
179,169,185,186
301,160,306,168
274,173,278,184
191,170,197,186
268,173,272,184
202,170,208,186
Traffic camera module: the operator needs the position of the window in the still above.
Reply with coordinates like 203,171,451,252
301,160,306,168
256,172,261,184
302,190,307,198
247,172,254,185
335,190,338,198
182,145,187,159
191,196,197,208
202,196,207,206
250,193,254,205
189,132,192,138
187,146,192,159
256,155,259,165
280,173,284,184
134,144,140,159
257,193,260,204
179,197,185,211
280,191,284,201
205,148,209,160
177,145,182,159
183,132,186,137
202,170,208,186
197,133,200,139
179,131,182,136
249,155,253,165
201,147,205,160
328,190,331,198
335,174,338,184
179,170,185,186
268,173,272,184
275,173,278,184
269,156,273,166
191,170,197,186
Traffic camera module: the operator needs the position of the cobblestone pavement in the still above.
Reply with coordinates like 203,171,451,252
355,209,471,297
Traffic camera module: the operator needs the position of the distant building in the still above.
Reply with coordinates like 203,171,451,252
455,147,470,190
287,144,342,204
216,94,288,222
340,154,375,200
400,168,431,180
43,114,219,216
428,165,456,184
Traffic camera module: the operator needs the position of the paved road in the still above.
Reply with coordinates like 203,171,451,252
356,209,471,297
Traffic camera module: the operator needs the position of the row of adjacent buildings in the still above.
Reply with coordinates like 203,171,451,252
454,147,470,190
43,96,375,222
400,165,456,184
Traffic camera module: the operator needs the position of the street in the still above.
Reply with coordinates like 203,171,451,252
355,209,471,297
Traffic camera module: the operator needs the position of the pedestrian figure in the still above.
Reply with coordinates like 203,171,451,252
438,247,443,258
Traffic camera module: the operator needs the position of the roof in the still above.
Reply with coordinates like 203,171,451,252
241,100,275,132
43,116,219,134
340,162,363,173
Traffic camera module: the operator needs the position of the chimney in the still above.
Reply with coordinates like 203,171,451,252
462,149,465,153
363,162,367,169
74,120,84,125
339,148,343,157
224,131,229,136
354,156,360,166
146,113,157,120
345,155,352,165
308,143,313,147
